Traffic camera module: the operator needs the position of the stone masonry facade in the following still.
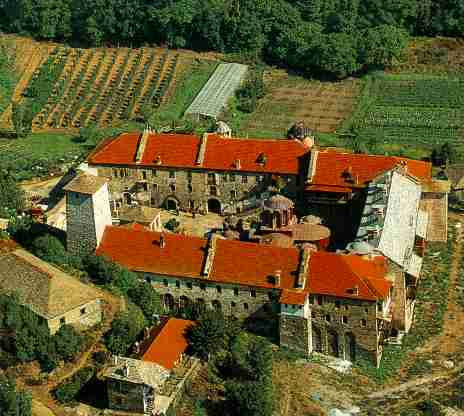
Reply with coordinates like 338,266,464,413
95,165,298,216
47,299,102,335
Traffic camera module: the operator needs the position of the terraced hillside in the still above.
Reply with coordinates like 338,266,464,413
28,47,179,129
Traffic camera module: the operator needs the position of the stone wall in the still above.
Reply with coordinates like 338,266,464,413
95,165,298,215
107,379,145,413
47,299,102,335
279,314,310,355
308,294,379,364
146,273,278,319
66,192,98,256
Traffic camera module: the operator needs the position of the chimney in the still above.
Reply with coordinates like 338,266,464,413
196,133,208,166
274,270,281,287
155,155,162,165
123,364,130,378
234,159,241,170
159,234,165,248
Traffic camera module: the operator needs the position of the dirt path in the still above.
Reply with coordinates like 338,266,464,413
32,399,57,416
439,219,464,355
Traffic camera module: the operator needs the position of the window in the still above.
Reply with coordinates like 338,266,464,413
113,169,118,178
200,283,206,291
216,285,222,294
377,302,383,312
250,289,256,298
142,171,147,180
169,171,176,179
210,186,217,196
163,279,169,287
344,305,349,311
342,316,348,324
152,183,158,192
364,308,369,314
234,288,239,296
80,307,86,315
188,184,193,193
150,197,156,206
325,314,331,322
176,281,180,288
230,190,237,199
244,303,249,310
145,276,151,283
361,319,367,327
152,169,157,177
187,171,192,181
60,317,66,325
187,282,193,290
229,173,236,182
231,301,236,308
316,295,323,306
258,175,264,182
170,184,176,192
335,300,341,309
141,182,148,192
208,173,216,185
241,175,248,184
223,174,228,182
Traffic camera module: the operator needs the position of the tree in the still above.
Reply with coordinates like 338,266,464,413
31,234,67,264
106,304,146,355
83,254,119,285
225,379,274,416
53,325,85,362
186,309,226,360
362,25,409,67
313,33,362,78
0,375,32,416
128,282,161,323
0,170,25,217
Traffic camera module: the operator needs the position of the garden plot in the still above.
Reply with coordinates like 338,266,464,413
185,62,248,119
349,74,464,149
237,77,360,138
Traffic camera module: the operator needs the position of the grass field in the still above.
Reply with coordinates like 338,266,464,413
343,73,464,159
0,40,17,115
150,59,218,125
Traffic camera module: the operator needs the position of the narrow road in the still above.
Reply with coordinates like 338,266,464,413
32,399,56,416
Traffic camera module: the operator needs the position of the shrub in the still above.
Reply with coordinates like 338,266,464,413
54,367,94,404
31,234,67,264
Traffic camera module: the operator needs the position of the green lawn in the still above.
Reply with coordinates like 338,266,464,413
150,59,218,124
0,132,90,181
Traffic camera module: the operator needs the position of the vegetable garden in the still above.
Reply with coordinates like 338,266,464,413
348,74,464,150
20,46,179,130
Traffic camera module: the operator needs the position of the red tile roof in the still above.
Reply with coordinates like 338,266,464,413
142,318,194,370
209,238,300,289
96,226,206,278
308,150,432,191
280,290,307,305
97,226,300,289
88,132,307,175
308,251,391,301
96,226,391,301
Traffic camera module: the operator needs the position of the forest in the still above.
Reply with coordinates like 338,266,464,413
0,0,464,78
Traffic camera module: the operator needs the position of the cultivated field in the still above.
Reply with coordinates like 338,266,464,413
233,74,360,140
0,36,219,131
347,73,464,157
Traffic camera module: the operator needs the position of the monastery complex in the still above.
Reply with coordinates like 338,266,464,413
63,127,449,368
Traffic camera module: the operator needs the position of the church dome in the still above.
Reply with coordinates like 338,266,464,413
264,194,294,211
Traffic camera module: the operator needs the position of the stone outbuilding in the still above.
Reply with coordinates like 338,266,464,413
105,318,196,415
118,205,162,232
0,248,102,335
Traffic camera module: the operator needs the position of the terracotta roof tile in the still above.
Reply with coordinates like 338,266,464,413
308,150,432,191
280,290,307,305
96,226,206,278
88,132,307,175
308,251,390,301
142,318,194,370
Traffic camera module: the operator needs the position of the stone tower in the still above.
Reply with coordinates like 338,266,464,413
63,173,112,256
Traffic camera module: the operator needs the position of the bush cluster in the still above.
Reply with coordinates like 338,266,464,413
54,366,94,404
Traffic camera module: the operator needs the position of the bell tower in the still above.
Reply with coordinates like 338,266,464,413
64,173,112,256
